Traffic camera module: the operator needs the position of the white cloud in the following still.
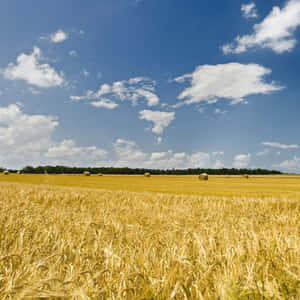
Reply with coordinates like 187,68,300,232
90,99,118,109
50,30,68,43
241,2,258,19
256,149,270,156
0,104,58,168
278,156,300,171
156,136,162,144
134,88,159,106
46,139,107,165
150,151,171,160
262,141,300,149
69,50,77,57
223,0,300,54
214,160,224,169
70,77,159,107
174,63,282,106
213,151,224,156
2,47,65,88
0,103,57,148
83,70,89,77
113,139,147,167
28,87,41,95
215,108,227,115
143,150,211,169
189,152,211,168
229,98,248,105
0,108,223,170
112,139,214,169
146,151,187,169
233,154,251,168
70,95,88,101
139,110,175,135
0,104,108,169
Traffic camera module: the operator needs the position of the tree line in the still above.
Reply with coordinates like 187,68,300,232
2,165,282,175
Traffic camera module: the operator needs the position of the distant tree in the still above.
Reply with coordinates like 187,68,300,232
20,165,282,175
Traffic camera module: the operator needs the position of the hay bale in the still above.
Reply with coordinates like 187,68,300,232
98,173,103,176
243,174,249,179
17,171,21,175
83,171,91,176
3,170,9,175
199,173,208,180
144,172,151,178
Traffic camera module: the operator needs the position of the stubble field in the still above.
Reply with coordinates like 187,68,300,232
0,175,299,299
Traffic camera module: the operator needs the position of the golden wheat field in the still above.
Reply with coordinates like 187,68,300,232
0,175,299,299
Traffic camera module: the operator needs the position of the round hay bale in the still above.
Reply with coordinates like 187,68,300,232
199,173,208,181
98,173,103,176
243,174,249,179
83,171,91,176
3,170,9,175
144,172,151,178
17,171,21,174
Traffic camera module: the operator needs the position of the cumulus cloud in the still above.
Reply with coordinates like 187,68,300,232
233,154,251,168
46,139,107,165
139,110,175,135
145,150,213,169
83,70,89,77
213,152,224,156
0,104,57,149
241,2,258,19
90,99,118,109
215,108,227,115
0,104,58,168
214,160,225,169
156,136,162,144
278,156,300,171
0,104,225,170
69,50,77,57
189,152,211,167
2,47,65,88
143,150,210,169
70,77,159,107
146,151,186,169
262,141,300,149
28,87,41,95
174,63,282,106
0,104,108,168
112,139,159,168
111,138,216,169
223,0,300,54
256,149,270,156
50,30,68,43
113,139,147,167
0,108,222,170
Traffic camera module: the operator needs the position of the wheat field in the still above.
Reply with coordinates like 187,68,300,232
0,176,299,299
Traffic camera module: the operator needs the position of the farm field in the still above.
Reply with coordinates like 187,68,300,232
0,176,299,299
1,173,300,197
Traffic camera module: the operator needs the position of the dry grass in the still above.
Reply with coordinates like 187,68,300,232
0,182,299,299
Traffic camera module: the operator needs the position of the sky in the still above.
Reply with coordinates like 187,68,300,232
0,0,300,171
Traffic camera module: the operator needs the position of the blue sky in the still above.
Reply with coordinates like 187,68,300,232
1,0,300,171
